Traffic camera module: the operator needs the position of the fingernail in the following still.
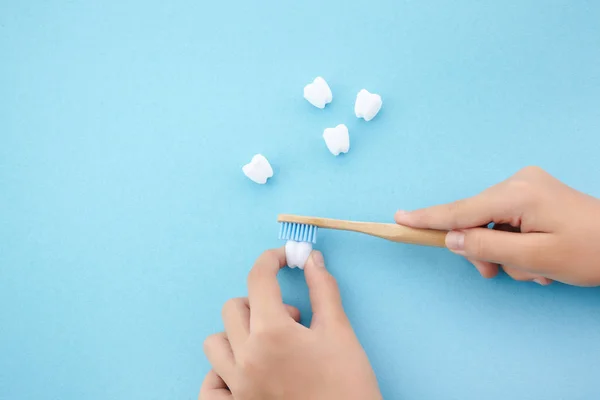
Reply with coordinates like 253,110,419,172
533,278,546,286
311,251,325,268
445,231,465,251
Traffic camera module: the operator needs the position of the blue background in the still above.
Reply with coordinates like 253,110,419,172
2,1,600,399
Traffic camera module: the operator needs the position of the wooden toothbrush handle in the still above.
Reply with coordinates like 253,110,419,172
278,215,448,248
356,222,447,247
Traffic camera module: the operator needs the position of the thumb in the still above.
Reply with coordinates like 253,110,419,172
447,228,554,271
303,251,348,328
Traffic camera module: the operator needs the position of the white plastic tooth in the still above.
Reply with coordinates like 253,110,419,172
323,124,350,156
354,89,382,121
285,240,313,270
303,77,333,109
242,154,273,184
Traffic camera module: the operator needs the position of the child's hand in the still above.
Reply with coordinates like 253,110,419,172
199,248,382,400
395,166,600,286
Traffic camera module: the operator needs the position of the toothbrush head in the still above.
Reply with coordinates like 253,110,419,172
278,222,318,244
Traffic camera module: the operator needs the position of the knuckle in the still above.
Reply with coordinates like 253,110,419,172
446,200,465,225
251,323,290,346
520,165,546,176
246,265,264,285
446,200,463,214
247,249,280,281
259,249,279,263
221,297,245,319
221,298,236,317
506,178,530,193
321,272,339,290
203,334,219,353
506,179,539,208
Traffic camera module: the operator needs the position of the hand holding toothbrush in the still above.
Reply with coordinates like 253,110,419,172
395,166,600,287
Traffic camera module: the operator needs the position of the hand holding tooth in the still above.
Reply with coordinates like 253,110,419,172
200,248,383,400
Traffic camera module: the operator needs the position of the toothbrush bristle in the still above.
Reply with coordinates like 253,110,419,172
278,222,318,244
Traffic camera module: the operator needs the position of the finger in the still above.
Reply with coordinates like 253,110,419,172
222,298,250,354
203,333,235,383
394,195,495,230
222,297,301,352
502,265,553,286
445,228,555,272
532,277,553,286
199,370,232,400
247,248,288,328
303,251,348,328
467,258,499,279
285,304,301,322
501,265,537,281
394,177,526,230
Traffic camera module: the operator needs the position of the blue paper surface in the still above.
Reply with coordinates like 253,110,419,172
1,1,600,399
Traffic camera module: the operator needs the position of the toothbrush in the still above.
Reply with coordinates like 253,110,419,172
278,214,448,247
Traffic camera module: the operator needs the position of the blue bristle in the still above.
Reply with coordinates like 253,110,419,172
278,222,318,244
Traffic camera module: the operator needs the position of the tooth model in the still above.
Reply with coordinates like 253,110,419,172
303,77,333,109
354,89,382,121
285,240,313,269
323,124,350,156
242,154,273,184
